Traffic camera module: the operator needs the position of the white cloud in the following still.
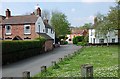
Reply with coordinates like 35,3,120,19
1,0,115,2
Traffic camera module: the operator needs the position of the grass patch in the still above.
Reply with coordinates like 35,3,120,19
34,45,118,77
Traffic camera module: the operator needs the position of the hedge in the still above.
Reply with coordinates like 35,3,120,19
2,40,45,54
77,42,87,46
2,39,46,65
73,36,84,44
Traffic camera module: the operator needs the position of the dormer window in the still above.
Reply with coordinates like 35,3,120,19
24,25,31,34
5,25,11,35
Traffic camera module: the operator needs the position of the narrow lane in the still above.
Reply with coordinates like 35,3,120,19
2,44,82,77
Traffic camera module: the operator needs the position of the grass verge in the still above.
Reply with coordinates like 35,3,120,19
34,45,118,77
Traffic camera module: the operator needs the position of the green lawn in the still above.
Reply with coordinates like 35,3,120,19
35,45,118,77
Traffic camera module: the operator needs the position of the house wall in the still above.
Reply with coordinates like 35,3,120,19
3,24,39,40
89,29,118,44
46,28,55,43
35,17,46,33
45,40,53,52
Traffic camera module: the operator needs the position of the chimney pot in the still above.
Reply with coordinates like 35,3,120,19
37,7,41,16
6,9,11,18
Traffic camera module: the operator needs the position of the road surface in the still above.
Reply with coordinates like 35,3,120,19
2,44,82,77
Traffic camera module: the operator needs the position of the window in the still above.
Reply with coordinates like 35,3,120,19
112,38,115,43
99,39,104,43
24,25,31,34
5,25,11,35
38,25,40,33
51,29,54,34
93,38,95,43
91,29,92,36
46,28,48,33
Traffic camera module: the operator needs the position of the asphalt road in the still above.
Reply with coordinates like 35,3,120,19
2,44,82,77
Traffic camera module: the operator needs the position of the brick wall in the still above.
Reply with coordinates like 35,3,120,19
45,40,53,52
3,24,39,40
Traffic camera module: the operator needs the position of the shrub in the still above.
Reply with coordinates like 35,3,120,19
64,41,68,44
2,39,46,65
77,42,87,46
2,40,45,54
73,36,84,44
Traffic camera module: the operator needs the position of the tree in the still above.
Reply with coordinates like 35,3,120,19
50,11,70,37
80,23,92,30
41,10,50,20
95,13,114,46
107,1,120,42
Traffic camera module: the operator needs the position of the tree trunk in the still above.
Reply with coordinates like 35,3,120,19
106,37,109,46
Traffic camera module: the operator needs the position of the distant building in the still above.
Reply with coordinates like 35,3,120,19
88,17,118,45
66,27,88,43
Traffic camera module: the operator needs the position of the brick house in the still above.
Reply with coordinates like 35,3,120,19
0,15,5,40
1,7,55,51
66,27,88,43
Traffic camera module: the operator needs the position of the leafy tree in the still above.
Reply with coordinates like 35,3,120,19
50,11,70,38
80,23,93,30
107,1,120,41
95,13,114,46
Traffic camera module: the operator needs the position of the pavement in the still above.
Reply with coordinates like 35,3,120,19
2,44,82,77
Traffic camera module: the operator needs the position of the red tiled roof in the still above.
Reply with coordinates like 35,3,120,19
2,15,38,25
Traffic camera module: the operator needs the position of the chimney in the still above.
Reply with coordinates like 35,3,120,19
6,9,11,18
36,7,41,16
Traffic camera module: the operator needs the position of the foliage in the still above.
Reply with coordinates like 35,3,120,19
50,11,70,37
107,3,120,29
80,23,93,30
60,41,68,45
95,13,115,46
73,36,84,44
34,45,118,77
2,40,46,65
77,42,87,46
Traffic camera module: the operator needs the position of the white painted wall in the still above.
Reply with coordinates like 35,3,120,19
35,16,55,43
35,16,46,33
89,29,118,44
46,28,55,44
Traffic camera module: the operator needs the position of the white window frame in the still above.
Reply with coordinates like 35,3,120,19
5,25,11,35
51,29,54,34
24,25,31,35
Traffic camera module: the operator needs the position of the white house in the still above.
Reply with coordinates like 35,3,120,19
89,28,118,44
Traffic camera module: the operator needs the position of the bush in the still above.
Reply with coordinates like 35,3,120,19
2,39,46,65
64,41,68,44
77,42,87,46
60,41,68,45
2,40,45,54
73,36,84,44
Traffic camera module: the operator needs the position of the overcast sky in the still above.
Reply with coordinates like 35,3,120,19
0,0,116,27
